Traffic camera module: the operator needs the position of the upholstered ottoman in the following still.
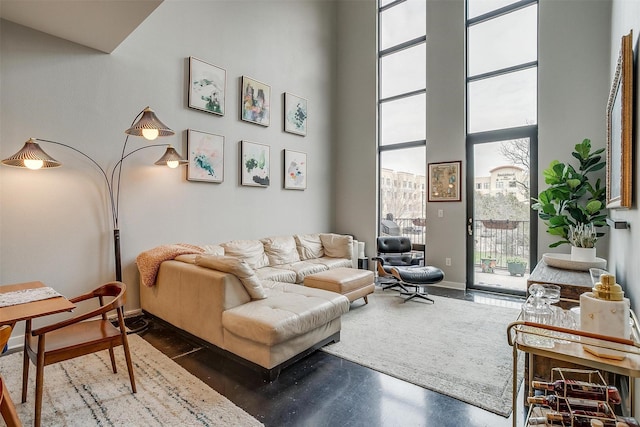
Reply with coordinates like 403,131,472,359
304,267,375,304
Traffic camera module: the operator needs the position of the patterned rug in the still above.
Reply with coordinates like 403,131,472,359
321,288,524,417
0,334,261,426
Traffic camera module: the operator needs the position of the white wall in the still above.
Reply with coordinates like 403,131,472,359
0,1,337,327
609,0,640,311
608,0,640,414
334,0,378,257
425,0,467,288
538,0,612,260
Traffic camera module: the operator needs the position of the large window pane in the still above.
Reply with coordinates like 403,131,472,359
468,4,537,76
380,44,426,99
380,0,426,51
468,68,537,133
380,93,426,145
380,146,426,244
467,0,519,19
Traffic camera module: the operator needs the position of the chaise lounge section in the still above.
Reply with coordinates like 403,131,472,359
139,233,358,379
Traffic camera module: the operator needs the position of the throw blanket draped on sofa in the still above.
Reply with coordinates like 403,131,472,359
137,243,204,287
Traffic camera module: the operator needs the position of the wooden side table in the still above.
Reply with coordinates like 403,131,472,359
527,260,592,307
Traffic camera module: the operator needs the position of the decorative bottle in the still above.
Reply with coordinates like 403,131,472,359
531,380,622,404
527,395,611,413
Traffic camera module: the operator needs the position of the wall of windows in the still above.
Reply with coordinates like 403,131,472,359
378,0,427,244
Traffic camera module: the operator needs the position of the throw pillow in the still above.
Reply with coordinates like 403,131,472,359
294,233,324,260
195,255,267,300
319,233,353,259
261,236,301,265
220,240,269,269
201,244,225,256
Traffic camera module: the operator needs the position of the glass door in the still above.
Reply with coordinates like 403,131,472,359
466,130,537,295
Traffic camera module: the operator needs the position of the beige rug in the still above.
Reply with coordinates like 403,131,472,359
321,289,523,417
0,334,261,426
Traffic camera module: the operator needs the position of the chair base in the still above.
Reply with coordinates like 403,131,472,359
379,279,410,293
400,287,435,304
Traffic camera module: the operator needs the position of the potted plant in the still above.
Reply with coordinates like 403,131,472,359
506,257,527,276
531,138,607,257
480,257,497,273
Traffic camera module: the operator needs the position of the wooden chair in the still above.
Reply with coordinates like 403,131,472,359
0,325,21,427
22,282,136,427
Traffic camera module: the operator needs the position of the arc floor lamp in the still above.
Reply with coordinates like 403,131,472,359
1,107,187,282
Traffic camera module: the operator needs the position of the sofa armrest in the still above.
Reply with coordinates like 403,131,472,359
140,259,251,348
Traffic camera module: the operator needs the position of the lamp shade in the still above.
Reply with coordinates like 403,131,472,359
1,138,61,169
124,107,175,140
154,146,187,168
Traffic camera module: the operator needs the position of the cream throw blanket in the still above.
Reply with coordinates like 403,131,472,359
137,244,204,287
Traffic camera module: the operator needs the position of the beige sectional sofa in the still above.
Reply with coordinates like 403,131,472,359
139,233,356,379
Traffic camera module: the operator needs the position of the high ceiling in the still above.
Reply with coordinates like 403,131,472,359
0,0,163,53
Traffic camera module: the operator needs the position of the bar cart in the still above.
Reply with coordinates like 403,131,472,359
507,308,640,427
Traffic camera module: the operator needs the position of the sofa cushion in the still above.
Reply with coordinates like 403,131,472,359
255,266,297,283
278,261,328,283
220,239,269,269
222,281,350,346
319,233,353,259
261,236,301,266
201,244,225,256
294,233,324,260
304,257,353,270
195,255,267,300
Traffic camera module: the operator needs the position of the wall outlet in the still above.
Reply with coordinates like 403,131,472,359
445,257,451,266
438,209,444,218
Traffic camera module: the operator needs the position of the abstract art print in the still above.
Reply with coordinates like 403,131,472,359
188,57,226,116
241,76,270,126
428,161,462,202
241,140,270,187
187,129,224,183
283,150,307,190
284,93,308,136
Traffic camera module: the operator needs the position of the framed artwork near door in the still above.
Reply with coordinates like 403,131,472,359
428,161,461,202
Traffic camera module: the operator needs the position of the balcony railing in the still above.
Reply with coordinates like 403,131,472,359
381,218,529,271
474,219,529,270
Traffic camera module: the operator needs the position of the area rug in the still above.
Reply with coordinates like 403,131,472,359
321,289,523,417
0,334,262,426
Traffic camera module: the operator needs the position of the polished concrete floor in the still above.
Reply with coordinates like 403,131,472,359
138,285,527,427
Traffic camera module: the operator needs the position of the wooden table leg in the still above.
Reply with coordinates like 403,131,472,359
21,319,30,403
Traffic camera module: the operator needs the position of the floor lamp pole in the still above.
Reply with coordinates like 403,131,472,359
114,229,122,282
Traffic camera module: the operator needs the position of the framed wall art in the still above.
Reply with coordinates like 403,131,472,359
187,129,224,183
284,93,308,136
241,76,271,126
188,56,226,116
283,150,307,190
606,30,633,209
241,140,270,187
428,161,462,202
